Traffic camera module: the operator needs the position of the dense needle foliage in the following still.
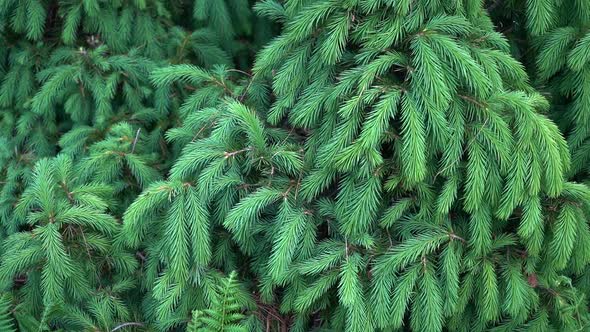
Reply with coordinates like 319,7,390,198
1,0,590,331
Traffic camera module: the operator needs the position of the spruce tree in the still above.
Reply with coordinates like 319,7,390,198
490,0,590,180
122,0,590,330
252,0,589,329
0,0,267,330
488,3,590,329
1,0,590,331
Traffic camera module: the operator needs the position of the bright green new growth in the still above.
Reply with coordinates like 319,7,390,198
246,1,586,330
1,0,590,331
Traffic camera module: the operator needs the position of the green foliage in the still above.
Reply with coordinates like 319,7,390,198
186,271,255,332
1,0,590,331
0,294,16,332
